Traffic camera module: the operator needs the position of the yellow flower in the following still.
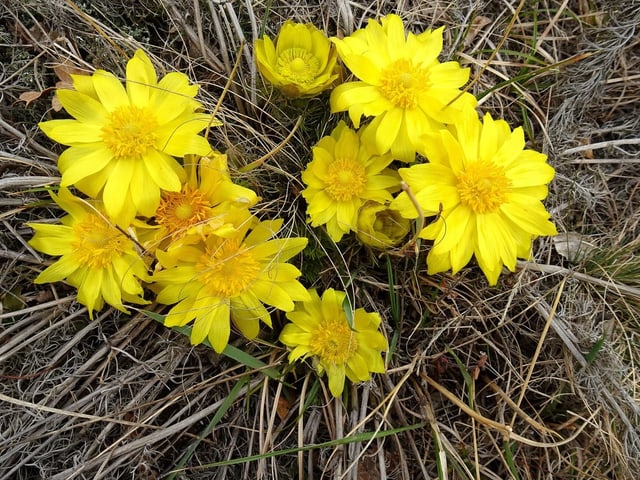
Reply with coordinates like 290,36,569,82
330,14,477,162
391,111,558,285
152,218,310,353
28,188,149,318
255,20,341,97
147,153,258,248
356,202,410,249
39,49,216,227
301,121,400,242
280,288,387,397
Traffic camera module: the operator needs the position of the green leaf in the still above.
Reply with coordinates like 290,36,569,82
342,293,355,330
504,441,521,480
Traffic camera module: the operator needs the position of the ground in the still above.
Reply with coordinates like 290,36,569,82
1,1,639,479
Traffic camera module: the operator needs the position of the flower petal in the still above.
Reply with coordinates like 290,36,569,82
126,49,156,107
56,89,108,124
92,69,129,111
34,255,78,283
205,301,231,352
326,362,346,397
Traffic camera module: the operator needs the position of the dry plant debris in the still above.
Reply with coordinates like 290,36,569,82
1,0,639,479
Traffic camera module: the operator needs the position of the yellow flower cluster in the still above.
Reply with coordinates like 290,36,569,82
29,47,388,397
29,50,310,355
258,14,557,287
26,11,560,399
255,14,556,390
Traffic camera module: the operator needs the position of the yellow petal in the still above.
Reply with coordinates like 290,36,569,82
278,20,313,52
34,255,78,283
112,255,148,294
321,289,344,320
143,148,183,192
153,72,200,121
39,119,103,145
251,280,295,311
355,346,385,373
231,296,264,337
492,126,526,167
343,54,382,85
254,36,276,69
164,297,197,326
71,74,98,99
28,224,73,256
59,145,113,186
206,301,231,352
383,14,406,62
100,267,126,311
415,26,444,61
506,152,555,186
72,160,112,198
501,199,557,236
426,249,452,275
432,203,473,253
132,158,161,216
334,126,359,160
441,130,468,175
475,213,517,280
159,114,211,157
335,200,358,232
92,69,129,111
288,344,311,362
52,187,90,221
478,112,498,161
404,108,435,151
326,362,346,397
346,353,370,382
429,61,471,88
76,268,103,317
449,218,476,273
102,158,133,221
126,49,157,107
325,218,347,242
280,327,313,348
330,83,382,116
374,108,402,155
56,89,108,124
389,115,415,162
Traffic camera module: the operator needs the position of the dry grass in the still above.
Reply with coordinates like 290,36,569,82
1,0,639,479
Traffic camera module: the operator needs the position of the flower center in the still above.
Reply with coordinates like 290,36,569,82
155,187,211,238
325,158,367,202
196,238,261,298
309,316,358,365
457,160,511,214
277,48,321,84
101,105,159,160
71,214,130,269
378,59,430,110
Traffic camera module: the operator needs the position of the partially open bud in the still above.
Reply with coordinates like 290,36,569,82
356,202,410,249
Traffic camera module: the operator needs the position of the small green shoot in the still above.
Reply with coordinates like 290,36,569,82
503,440,521,480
